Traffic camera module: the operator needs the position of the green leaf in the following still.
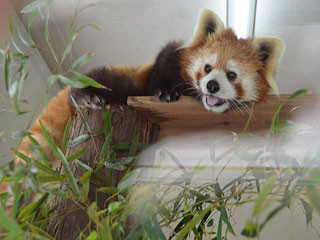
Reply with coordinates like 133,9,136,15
4,51,11,92
66,148,87,163
45,13,49,42
61,117,71,153
88,202,99,224
253,174,277,217
0,205,22,235
18,193,49,219
72,70,106,89
68,134,90,147
99,187,118,195
72,53,94,70
86,231,98,240
104,157,134,170
176,208,210,240
12,131,32,138
300,199,313,225
241,219,258,237
117,169,141,192
8,13,13,36
217,213,223,240
129,131,139,157
60,43,72,65
220,206,235,235
49,75,87,88
33,158,59,176
21,0,52,13
242,106,253,134
80,176,90,201
75,159,92,172
108,201,122,213
57,148,81,196
29,135,50,163
39,121,60,159
69,95,91,133
273,120,311,132
101,217,113,240
307,185,320,216
80,171,91,185
286,89,308,101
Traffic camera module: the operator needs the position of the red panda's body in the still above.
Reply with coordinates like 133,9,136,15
1,9,284,194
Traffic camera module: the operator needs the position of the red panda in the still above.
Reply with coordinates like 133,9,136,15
1,9,284,193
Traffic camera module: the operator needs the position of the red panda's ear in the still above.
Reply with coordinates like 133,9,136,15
253,37,284,95
183,9,225,48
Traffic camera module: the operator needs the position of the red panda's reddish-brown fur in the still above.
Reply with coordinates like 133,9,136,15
1,9,284,195
14,64,154,169
181,29,271,103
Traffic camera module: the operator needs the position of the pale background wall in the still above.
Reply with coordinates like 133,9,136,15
0,11,59,166
14,0,320,94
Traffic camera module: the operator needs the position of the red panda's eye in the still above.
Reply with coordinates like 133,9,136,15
204,64,212,74
227,71,237,81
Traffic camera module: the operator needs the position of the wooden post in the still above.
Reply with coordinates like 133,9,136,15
47,104,159,239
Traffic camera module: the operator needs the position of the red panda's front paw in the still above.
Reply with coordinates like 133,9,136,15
154,89,181,102
69,88,106,110
82,95,106,109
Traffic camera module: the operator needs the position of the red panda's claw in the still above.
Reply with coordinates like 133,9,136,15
157,89,180,102
84,95,106,109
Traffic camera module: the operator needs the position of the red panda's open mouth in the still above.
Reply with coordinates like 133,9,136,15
206,95,227,107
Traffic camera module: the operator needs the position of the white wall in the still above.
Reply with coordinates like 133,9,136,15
255,0,320,93
16,0,226,74
0,10,59,167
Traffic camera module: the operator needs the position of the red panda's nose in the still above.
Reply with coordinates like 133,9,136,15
207,80,220,94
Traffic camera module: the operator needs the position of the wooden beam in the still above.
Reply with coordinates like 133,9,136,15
128,94,320,139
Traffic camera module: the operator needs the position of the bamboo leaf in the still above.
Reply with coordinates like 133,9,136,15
307,185,320,216
117,169,141,192
39,121,60,159
80,176,90,201
12,131,32,138
29,135,51,163
75,159,92,172
66,148,87,163
86,231,98,240
68,134,90,147
176,208,210,240
45,13,49,42
69,95,91,133
57,148,81,196
241,219,258,237
253,174,277,217
21,0,52,13
99,187,118,195
300,199,313,225
108,201,121,213
217,213,223,240
4,51,11,92
72,70,107,89
0,204,22,234
219,206,235,235
61,117,71,153
72,53,94,70
286,89,308,101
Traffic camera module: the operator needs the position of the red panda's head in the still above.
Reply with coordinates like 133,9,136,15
181,9,284,113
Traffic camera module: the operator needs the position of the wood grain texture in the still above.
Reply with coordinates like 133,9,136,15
128,94,320,139
47,105,159,239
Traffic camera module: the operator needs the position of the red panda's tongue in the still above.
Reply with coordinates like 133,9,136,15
206,95,219,106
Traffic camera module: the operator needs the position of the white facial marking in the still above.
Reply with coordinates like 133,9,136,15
200,69,237,99
227,59,258,102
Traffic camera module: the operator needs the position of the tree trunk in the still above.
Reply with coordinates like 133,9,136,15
47,104,159,239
